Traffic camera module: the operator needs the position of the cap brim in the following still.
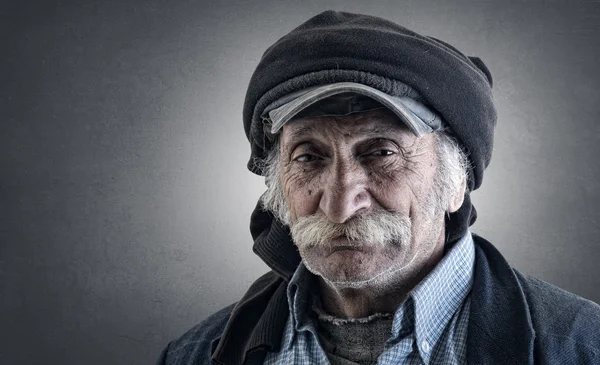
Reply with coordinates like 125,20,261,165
267,82,441,137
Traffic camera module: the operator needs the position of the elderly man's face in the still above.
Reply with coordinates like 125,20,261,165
278,109,452,288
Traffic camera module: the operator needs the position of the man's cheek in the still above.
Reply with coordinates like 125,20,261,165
288,191,314,222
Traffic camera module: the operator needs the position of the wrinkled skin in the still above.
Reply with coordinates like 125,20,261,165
279,109,465,317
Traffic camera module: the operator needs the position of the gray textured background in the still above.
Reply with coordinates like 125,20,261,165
2,0,600,364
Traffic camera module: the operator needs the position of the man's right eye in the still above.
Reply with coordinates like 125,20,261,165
294,154,318,163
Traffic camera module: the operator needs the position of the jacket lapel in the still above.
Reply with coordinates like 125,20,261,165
212,204,298,365
211,272,288,365
468,234,535,365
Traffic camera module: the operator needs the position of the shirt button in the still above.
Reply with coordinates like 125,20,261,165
422,340,430,353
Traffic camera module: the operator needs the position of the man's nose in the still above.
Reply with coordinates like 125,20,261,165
319,160,371,223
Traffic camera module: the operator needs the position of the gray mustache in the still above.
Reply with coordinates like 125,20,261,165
290,211,412,249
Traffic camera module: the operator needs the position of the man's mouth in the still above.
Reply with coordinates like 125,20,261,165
329,235,364,251
331,245,360,252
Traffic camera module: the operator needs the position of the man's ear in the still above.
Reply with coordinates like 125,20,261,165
448,175,467,213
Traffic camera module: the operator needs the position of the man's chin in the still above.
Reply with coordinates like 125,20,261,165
301,251,388,288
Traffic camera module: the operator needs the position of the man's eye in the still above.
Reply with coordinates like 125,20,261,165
370,149,395,157
294,154,318,162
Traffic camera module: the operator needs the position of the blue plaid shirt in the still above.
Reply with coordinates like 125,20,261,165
263,233,475,365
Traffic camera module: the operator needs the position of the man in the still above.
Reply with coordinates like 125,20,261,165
157,11,600,365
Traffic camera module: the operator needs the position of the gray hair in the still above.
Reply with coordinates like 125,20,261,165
259,130,470,226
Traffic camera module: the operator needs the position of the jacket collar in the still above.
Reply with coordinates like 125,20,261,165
212,204,297,365
466,234,535,365
211,271,289,365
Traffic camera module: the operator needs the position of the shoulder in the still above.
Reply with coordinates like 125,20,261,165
156,271,282,365
156,303,236,365
513,270,600,360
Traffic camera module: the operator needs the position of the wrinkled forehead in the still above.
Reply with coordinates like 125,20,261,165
280,108,417,146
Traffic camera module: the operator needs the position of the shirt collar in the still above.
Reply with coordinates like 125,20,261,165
396,231,475,363
287,262,317,333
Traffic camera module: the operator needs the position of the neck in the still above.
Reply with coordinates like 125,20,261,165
316,226,446,318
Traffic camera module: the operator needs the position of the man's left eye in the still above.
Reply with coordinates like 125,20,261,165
370,149,395,157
